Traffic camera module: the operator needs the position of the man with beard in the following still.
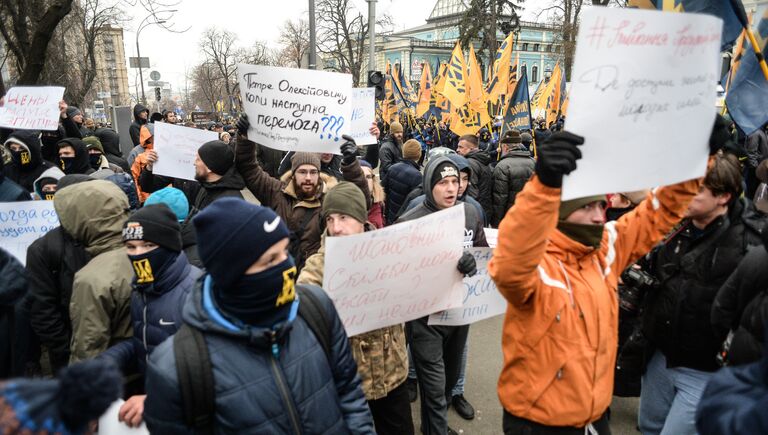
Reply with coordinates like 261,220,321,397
234,115,369,270
141,140,244,215
380,121,404,181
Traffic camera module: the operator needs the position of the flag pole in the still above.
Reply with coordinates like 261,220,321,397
728,0,768,82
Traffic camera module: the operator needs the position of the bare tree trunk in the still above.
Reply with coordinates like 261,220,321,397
17,0,74,84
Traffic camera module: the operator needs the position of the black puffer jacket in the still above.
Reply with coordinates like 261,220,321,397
0,248,28,378
378,136,401,181
26,227,90,372
382,159,421,225
144,280,375,434
191,166,245,213
102,252,201,375
3,130,54,192
711,231,768,365
643,198,766,371
129,104,149,147
464,149,493,219
491,147,535,227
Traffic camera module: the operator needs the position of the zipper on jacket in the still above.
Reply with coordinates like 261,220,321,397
268,332,303,435
142,293,148,360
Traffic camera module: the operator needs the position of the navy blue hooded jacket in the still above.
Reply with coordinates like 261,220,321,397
382,159,421,225
101,252,201,375
143,278,374,434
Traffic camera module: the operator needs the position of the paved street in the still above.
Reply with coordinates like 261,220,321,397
411,316,640,434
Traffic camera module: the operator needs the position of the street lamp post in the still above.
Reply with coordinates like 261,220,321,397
135,14,172,104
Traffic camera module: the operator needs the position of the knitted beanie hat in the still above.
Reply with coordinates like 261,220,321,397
197,140,234,175
402,139,422,161
123,204,182,252
322,181,367,224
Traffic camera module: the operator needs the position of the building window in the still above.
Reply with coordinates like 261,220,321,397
522,43,528,51
522,65,527,81
547,44,553,52
532,65,538,82
533,43,539,52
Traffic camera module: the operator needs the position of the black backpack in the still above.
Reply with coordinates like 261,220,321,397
172,285,332,434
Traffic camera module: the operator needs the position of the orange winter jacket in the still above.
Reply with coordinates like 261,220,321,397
131,127,154,203
488,175,701,427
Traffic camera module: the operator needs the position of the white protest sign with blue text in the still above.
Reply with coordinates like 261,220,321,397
0,201,59,265
0,86,65,131
237,64,352,154
428,248,508,326
153,122,219,181
350,88,377,145
323,205,466,336
562,7,721,200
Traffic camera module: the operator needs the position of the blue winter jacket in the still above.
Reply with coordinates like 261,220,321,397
101,252,201,375
143,276,374,434
696,334,768,435
382,160,421,225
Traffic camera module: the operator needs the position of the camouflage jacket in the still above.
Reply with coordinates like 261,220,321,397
297,228,408,401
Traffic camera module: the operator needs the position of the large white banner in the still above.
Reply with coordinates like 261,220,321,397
153,123,219,181
237,64,352,154
428,247,507,326
0,86,64,131
0,201,59,265
562,7,721,200
323,205,466,336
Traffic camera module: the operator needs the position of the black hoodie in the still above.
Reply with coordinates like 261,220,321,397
129,104,149,147
3,130,54,192
94,128,130,171
57,138,94,175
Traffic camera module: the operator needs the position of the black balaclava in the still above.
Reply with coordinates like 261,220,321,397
57,138,92,175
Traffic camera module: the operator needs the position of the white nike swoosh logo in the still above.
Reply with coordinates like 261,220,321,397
159,319,175,326
263,217,281,233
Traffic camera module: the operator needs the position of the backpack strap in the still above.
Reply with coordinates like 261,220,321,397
173,324,215,434
296,285,332,362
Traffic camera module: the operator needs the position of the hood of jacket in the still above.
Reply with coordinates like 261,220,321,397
5,130,44,171
182,275,298,349
139,125,154,149
133,104,148,124
33,166,65,199
94,128,122,157
465,148,491,165
57,138,93,175
54,179,130,256
422,155,457,210
199,165,245,192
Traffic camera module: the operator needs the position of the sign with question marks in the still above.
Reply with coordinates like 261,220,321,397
322,204,466,336
237,64,352,154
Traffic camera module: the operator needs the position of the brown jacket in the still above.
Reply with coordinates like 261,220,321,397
488,175,701,427
235,138,369,267
298,228,408,401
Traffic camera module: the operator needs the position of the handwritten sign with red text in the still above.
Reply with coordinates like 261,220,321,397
562,8,720,200
323,205,466,336
0,87,64,131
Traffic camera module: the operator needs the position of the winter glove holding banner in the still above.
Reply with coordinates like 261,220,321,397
534,132,584,188
340,135,357,164
236,114,250,138
457,251,478,277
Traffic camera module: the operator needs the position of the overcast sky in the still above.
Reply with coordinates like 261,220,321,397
122,0,541,100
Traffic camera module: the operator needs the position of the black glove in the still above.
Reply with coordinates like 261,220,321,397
236,114,250,138
340,134,358,164
534,131,584,188
709,114,733,156
457,251,477,277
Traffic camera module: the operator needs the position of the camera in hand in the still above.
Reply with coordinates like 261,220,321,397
619,268,658,316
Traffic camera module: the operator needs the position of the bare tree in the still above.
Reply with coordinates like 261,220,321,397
0,0,76,85
316,0,391,85
199,27,239,112
190,61,223,112
458,0,523,68
277,19,309,68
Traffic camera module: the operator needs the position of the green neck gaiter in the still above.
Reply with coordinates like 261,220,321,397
556,221,604,249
